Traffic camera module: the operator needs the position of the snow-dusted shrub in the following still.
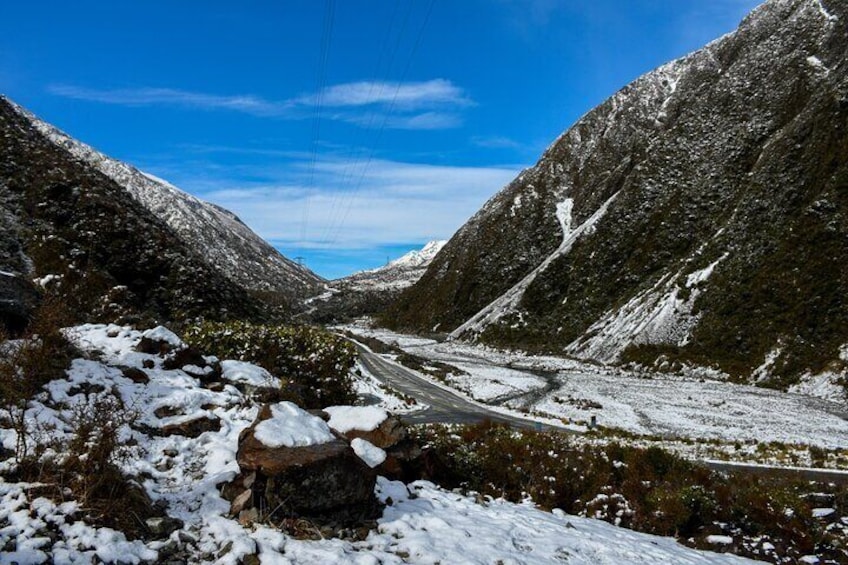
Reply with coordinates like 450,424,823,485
0,296,75,461
183,321,356,408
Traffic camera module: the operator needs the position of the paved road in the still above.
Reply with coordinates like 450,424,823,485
355,344,560,432
355,340,848,485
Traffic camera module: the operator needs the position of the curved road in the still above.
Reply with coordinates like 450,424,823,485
355,344,561,432
355,341,848,485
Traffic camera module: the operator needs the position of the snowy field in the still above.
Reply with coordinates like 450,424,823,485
343,323,848,450
0,324,758,564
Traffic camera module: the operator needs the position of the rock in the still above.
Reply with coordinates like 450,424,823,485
121,366,149,384
0,272,37,335
230,489,253,515
238,508,258,526
235,403,378,523
162,346,208,371
159,415,221,438
142,359,155,369
145,516,184,537
343,414,407,449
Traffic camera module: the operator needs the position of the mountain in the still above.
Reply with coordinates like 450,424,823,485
12,100,322,302
338,240,447,293
307,241,446,324
0,96,321,329
383,0,848,387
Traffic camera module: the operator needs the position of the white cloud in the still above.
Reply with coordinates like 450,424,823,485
47,85,295,117
48,78,473,129
471,135,521,149
151,156,522,250
300,79,473,109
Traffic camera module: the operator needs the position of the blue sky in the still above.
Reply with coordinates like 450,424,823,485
0,0,760,279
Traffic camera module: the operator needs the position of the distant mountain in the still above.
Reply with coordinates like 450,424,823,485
307,241,446,324
0,96,321,329
384,0,848,387
340,241,447,293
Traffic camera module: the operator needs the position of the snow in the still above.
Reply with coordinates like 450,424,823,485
220,360,276,387
707,535,734,545
324,241,447,294
324,405,388,434
141,326,184,348
350,438,386,468
0,322,770,563
789,370,846,403
451,191,620,339
253,402,336,448
346,323,848,449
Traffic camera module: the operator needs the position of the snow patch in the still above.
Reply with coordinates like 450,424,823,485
451,192,619,339
324,405,388,434
141,326,184,348
350,438,386,468
220,360,276,387
253,402,335,448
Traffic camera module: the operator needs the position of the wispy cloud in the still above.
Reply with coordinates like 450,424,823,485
299,79,473,109
471,135,521,149
140,153,522,253
47,85,295,117
48,78,474,129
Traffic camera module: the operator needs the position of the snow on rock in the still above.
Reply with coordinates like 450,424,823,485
325,405,388,434
567,253,729,363
351,438,387,468
329,240,448,293
706,535,735,545
141,326,184,348
252,402,336,448
220,360,276,387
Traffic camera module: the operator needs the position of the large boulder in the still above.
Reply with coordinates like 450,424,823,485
234,402,378,524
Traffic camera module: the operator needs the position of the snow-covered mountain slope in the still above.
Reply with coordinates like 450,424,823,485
7,99,322,302
384,0,848,387
0,96,283,325
307,241,447,324
341,240,446,293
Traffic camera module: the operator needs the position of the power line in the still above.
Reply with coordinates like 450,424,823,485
326,0,437,247
300,0,336,253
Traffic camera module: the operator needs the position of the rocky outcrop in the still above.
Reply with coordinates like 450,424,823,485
385,0,848,387
229,403,378,525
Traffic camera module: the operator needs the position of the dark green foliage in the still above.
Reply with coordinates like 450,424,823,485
183,321,357,408
0,98,265,327
417,422,847,563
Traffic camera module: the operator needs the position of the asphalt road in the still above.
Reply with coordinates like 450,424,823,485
355,341,848,485
355,344,560,432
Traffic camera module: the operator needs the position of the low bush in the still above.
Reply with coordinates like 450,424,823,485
415,422,847,563
183,321,357,408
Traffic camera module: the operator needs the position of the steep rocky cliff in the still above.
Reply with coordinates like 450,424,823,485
384,0,848,386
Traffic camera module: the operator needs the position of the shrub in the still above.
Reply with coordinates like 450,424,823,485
183,321,357,408
0,296,75,461
414,422,848,563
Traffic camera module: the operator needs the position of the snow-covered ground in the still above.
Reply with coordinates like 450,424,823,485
0,324,758,564
344,322,848,451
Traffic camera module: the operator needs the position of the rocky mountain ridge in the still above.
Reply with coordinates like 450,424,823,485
0,96,318,328
10,99,323,301
384,0,848,387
